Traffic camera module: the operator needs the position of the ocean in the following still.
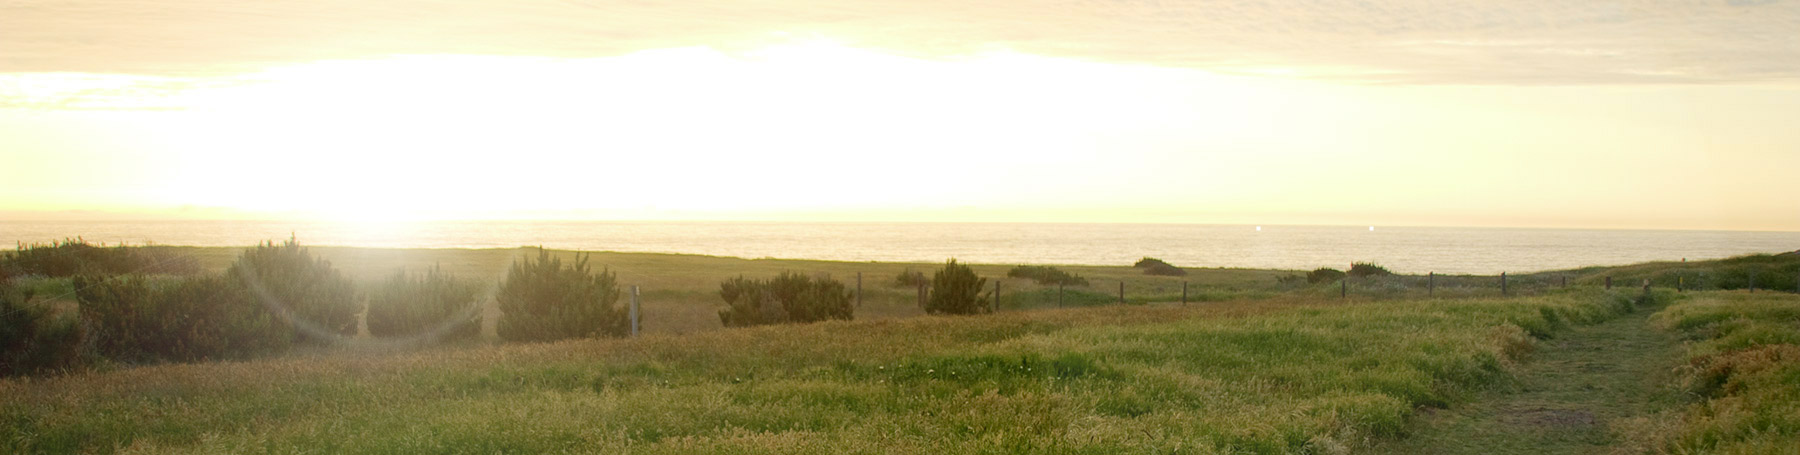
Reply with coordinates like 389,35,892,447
3,220,1797,275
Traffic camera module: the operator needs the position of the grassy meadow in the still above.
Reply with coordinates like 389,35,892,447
129,246,1298,336
7,241,1799,453
1647,291,1800,453
1,287,1666,453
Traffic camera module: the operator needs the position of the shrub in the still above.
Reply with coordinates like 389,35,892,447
1133,257,1174,269
892,269,928,288
718,276,784,327
227,238,359,343
1,239,198,278
497,248,626,342
1347,262,1393,278
717,272,854,327
75,274,288,363
1142,262,1188,277
366,266,481,341
927,259,991,315
1308,268,1346,284
1006,265,1089,286
1,284,84,376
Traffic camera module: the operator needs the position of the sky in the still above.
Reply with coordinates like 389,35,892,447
2,0,1798,230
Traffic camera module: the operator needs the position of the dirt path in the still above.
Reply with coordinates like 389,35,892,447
1375,305,1685,454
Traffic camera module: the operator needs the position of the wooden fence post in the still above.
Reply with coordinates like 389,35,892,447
1181,281,1188,305
1501,272,1508,296
629,285,640,337
1605,276,1612,290
1561,276,1567,288
993,280,1001,313
1340,277,1347,298
1118,281,1125,304
918,282,927,309
1678,276,1684,293
856,272,862,307
1428,272,1434,297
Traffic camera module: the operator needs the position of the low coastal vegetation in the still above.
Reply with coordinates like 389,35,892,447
1134,256,1188,276
925,259,991,315
367,265,481,342
1347,262,1393,278
1,287,1663,453
5,239,1797,452
1307,267,1346,284
1006,265,1089,287
496,248,627,342
717,272,853,327
0,238,198,279
891,268,928,288
1649,291,1800,452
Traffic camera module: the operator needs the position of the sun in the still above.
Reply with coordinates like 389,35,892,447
125,39,1253,223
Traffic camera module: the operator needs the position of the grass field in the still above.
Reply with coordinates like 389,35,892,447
1,287,1664,453
122,246,1300,336
1647,291,1800,453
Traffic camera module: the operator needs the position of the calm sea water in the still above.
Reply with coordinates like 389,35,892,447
4,221,1797,274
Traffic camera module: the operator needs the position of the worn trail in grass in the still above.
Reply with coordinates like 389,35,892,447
1381,301,1684,454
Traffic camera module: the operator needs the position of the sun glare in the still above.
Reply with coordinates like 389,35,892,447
119,40,1260,222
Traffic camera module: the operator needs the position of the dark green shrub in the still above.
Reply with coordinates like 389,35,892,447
718,272,854,327
892,269,928,288
1,239,198,278
366,266,480,341
1142,262,1188,277
1133,257,1174,269
1006,265,1089,286
497,248,626,342
927,259,991,315
1348,262,1393,278
227,238,359,343
75,274,288,363
2,284,84,376
718,276,783,327
1308,268,1346,284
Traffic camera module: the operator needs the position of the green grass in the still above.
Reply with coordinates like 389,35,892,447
1647,291,1800,453
145,246,1299,335
1550,252,1800,293
2,288,1656,453
1377,289,1687,454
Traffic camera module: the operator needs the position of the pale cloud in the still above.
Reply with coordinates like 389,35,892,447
2,0,1797,85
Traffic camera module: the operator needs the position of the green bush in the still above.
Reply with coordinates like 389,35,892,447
1,239,198,278
227,238,359,343
366,266,481,341
1,284,84,376
75,274,288,363
892,269,928,288
1348,262,1393,278
497,248,626,342
1133,257,1173,269
717,272,854,327
927,259,990,315
1142,262,1188,276
1307,268,1346,284
1006,265,1089,286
